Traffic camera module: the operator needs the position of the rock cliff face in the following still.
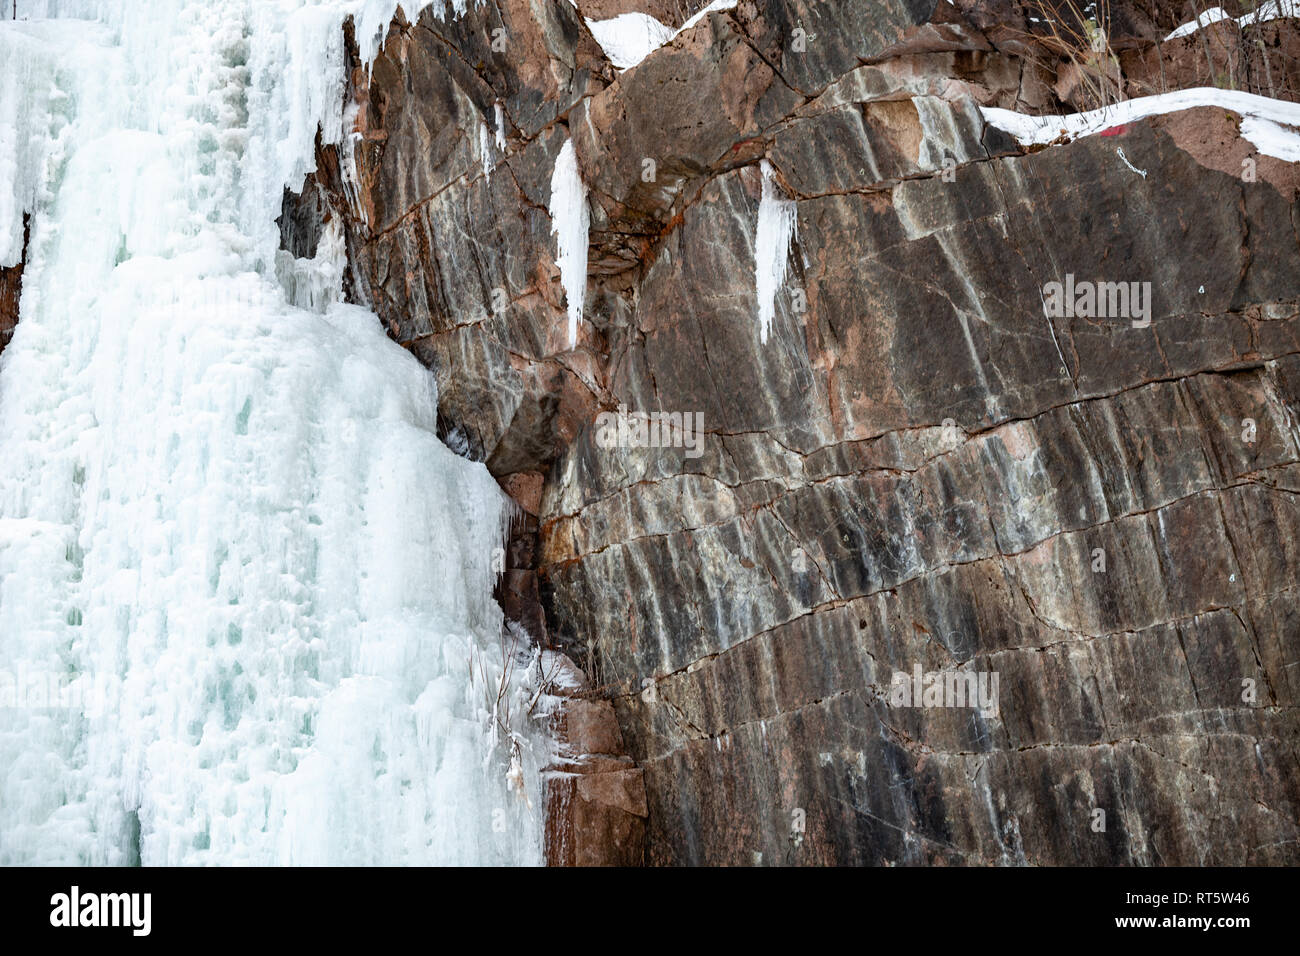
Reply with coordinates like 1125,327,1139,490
284,1,1300,864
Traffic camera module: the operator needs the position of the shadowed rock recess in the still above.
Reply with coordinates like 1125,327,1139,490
0,215,26,356
281,0,1300,865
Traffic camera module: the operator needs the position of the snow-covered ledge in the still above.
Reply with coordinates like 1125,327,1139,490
982,88,1300,163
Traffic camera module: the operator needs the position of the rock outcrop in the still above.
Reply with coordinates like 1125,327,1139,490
283,0,1300,865
0,215,27,356
541,652,648,866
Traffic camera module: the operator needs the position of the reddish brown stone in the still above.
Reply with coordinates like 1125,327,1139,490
285,0,1300,866
0,215,29,357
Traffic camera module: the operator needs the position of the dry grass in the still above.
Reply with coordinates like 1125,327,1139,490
1010,0,1124,110
1012,1,1298,108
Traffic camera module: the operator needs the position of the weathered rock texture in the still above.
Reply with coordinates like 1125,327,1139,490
541,652,648,866
285,0,1300,865
0,215,27,356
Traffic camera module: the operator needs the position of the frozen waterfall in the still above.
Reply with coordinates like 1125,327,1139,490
0,0,545,865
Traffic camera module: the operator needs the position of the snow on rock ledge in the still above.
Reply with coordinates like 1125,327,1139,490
1165,1,1298,40
585,0,736,72
982,89,1300,163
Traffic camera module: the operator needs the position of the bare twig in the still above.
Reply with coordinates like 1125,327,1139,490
1016,1,1123,111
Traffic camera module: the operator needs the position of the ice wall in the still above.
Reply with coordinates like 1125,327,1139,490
0,0,544,865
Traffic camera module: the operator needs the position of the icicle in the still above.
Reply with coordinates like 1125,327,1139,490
754,159,797,345
548,138,589,348
340,102,369,225
493,100,507,152
478,120,495,178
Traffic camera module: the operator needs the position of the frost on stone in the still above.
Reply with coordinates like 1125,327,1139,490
548,138,589,348
679,0,740,34
1165,5,1233,38
584,13,675,70
754,160,797,345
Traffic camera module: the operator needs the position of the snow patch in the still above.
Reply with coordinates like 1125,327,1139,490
680,0,740,33
1165,1,1297,40
584,13,675,70
1241,114,1300,162
982,88,1300,162
585,0,737,72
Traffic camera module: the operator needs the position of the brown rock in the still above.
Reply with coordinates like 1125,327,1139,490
292,0,1300,866
0,215,29,357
